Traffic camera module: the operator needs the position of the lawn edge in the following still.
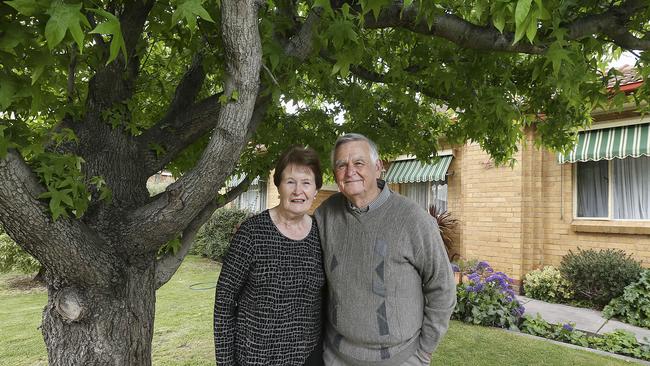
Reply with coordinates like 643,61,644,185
497,328,650,365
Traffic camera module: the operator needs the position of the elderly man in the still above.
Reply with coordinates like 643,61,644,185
314,133,456,366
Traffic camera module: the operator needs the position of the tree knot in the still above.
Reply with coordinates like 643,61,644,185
54,287,87,322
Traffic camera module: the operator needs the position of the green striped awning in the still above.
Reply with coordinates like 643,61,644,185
384,155,453,184
558,123,650,164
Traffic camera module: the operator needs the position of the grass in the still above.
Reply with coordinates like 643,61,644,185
0,256,643,365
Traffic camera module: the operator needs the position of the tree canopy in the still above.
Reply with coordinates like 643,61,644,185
0,0,649,363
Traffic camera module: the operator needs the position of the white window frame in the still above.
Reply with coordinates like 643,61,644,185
573,158,649,221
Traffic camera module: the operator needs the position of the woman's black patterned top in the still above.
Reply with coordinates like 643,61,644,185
214,210,325,366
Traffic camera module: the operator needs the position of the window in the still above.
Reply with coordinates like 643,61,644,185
401,182,429,210
234,181,267,213
399,180,448,212
576,156,650,220
432,182,448,212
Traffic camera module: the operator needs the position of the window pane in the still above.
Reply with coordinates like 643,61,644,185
576,160,608,218
613,156,650,219
431,183,448,212
237,188,260,212
401,182,429,211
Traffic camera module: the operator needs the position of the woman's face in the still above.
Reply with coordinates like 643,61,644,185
277,163,317,216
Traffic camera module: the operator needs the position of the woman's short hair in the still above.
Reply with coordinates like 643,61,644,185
273,146,323,189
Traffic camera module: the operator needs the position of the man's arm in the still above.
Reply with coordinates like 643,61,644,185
415,217,457,355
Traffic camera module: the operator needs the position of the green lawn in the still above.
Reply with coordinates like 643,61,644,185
0,256,642,365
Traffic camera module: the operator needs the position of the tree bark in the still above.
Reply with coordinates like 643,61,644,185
42,256,156,366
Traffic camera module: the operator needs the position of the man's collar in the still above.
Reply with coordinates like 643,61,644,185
347,180,391,214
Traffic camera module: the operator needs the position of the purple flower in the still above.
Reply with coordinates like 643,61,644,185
451,264,460,272
467,273,481,283
486,274,508,288
477,261,490,270
562,324,574,332
512,305,525,317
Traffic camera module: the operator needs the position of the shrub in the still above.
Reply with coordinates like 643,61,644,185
521,314,650,361
560,248,642,307
521,314,588,347
428,204,458,256
0,232,40,273
523,266,573,303
453,261,524,330
191,207,252,261
589,330,650,361
603,270,650,329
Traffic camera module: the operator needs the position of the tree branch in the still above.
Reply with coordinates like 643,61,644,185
605,32,650,51
283,9,322,60
362,0,649,53
566,0,649,50
154,177,251,289
364,5,545,54
123,0,264,254
140,7,320,177
67,46,77,103
319,50,451,101
138,53,208,174
0,150,119,287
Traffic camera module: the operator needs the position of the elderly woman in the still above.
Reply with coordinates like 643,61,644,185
214,146,325,366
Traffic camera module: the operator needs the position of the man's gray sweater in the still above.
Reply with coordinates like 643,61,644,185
315,187,456,366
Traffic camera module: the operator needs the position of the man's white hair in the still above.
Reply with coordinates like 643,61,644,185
331,133,380,169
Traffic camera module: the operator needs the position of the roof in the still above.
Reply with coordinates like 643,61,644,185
607,65,643,90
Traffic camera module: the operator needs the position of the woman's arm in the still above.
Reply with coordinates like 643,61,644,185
214,222,254,366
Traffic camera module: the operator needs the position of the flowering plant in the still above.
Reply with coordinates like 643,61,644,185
452,261,524,330
523,266,574,303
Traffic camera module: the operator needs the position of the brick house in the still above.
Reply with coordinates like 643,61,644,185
384,66,650,283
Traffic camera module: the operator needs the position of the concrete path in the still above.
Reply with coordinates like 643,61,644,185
518,295,650,345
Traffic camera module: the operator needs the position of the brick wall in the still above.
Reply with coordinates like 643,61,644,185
454,142,525,280
452,126,650,282
539,148,650,268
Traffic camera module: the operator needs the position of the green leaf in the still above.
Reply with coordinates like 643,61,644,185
361,0,391,20
326,18,358,50
44,2,89,52
5,0,48,16
89,8,128,65
0,24,30,55
534,0,551,20
312,0,334,16
493,14,506,33
526,12,538,42
148,143,166,157
45,189,70,220
172,0,215,33
0,126,15,159
545,42,572,76
515,0,532,27
513,14,530,44
0,76,17,109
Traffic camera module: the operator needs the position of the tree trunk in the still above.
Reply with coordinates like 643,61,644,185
32,266,46,284
41,259,156,366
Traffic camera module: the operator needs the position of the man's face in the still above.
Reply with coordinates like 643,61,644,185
333,140,382,205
